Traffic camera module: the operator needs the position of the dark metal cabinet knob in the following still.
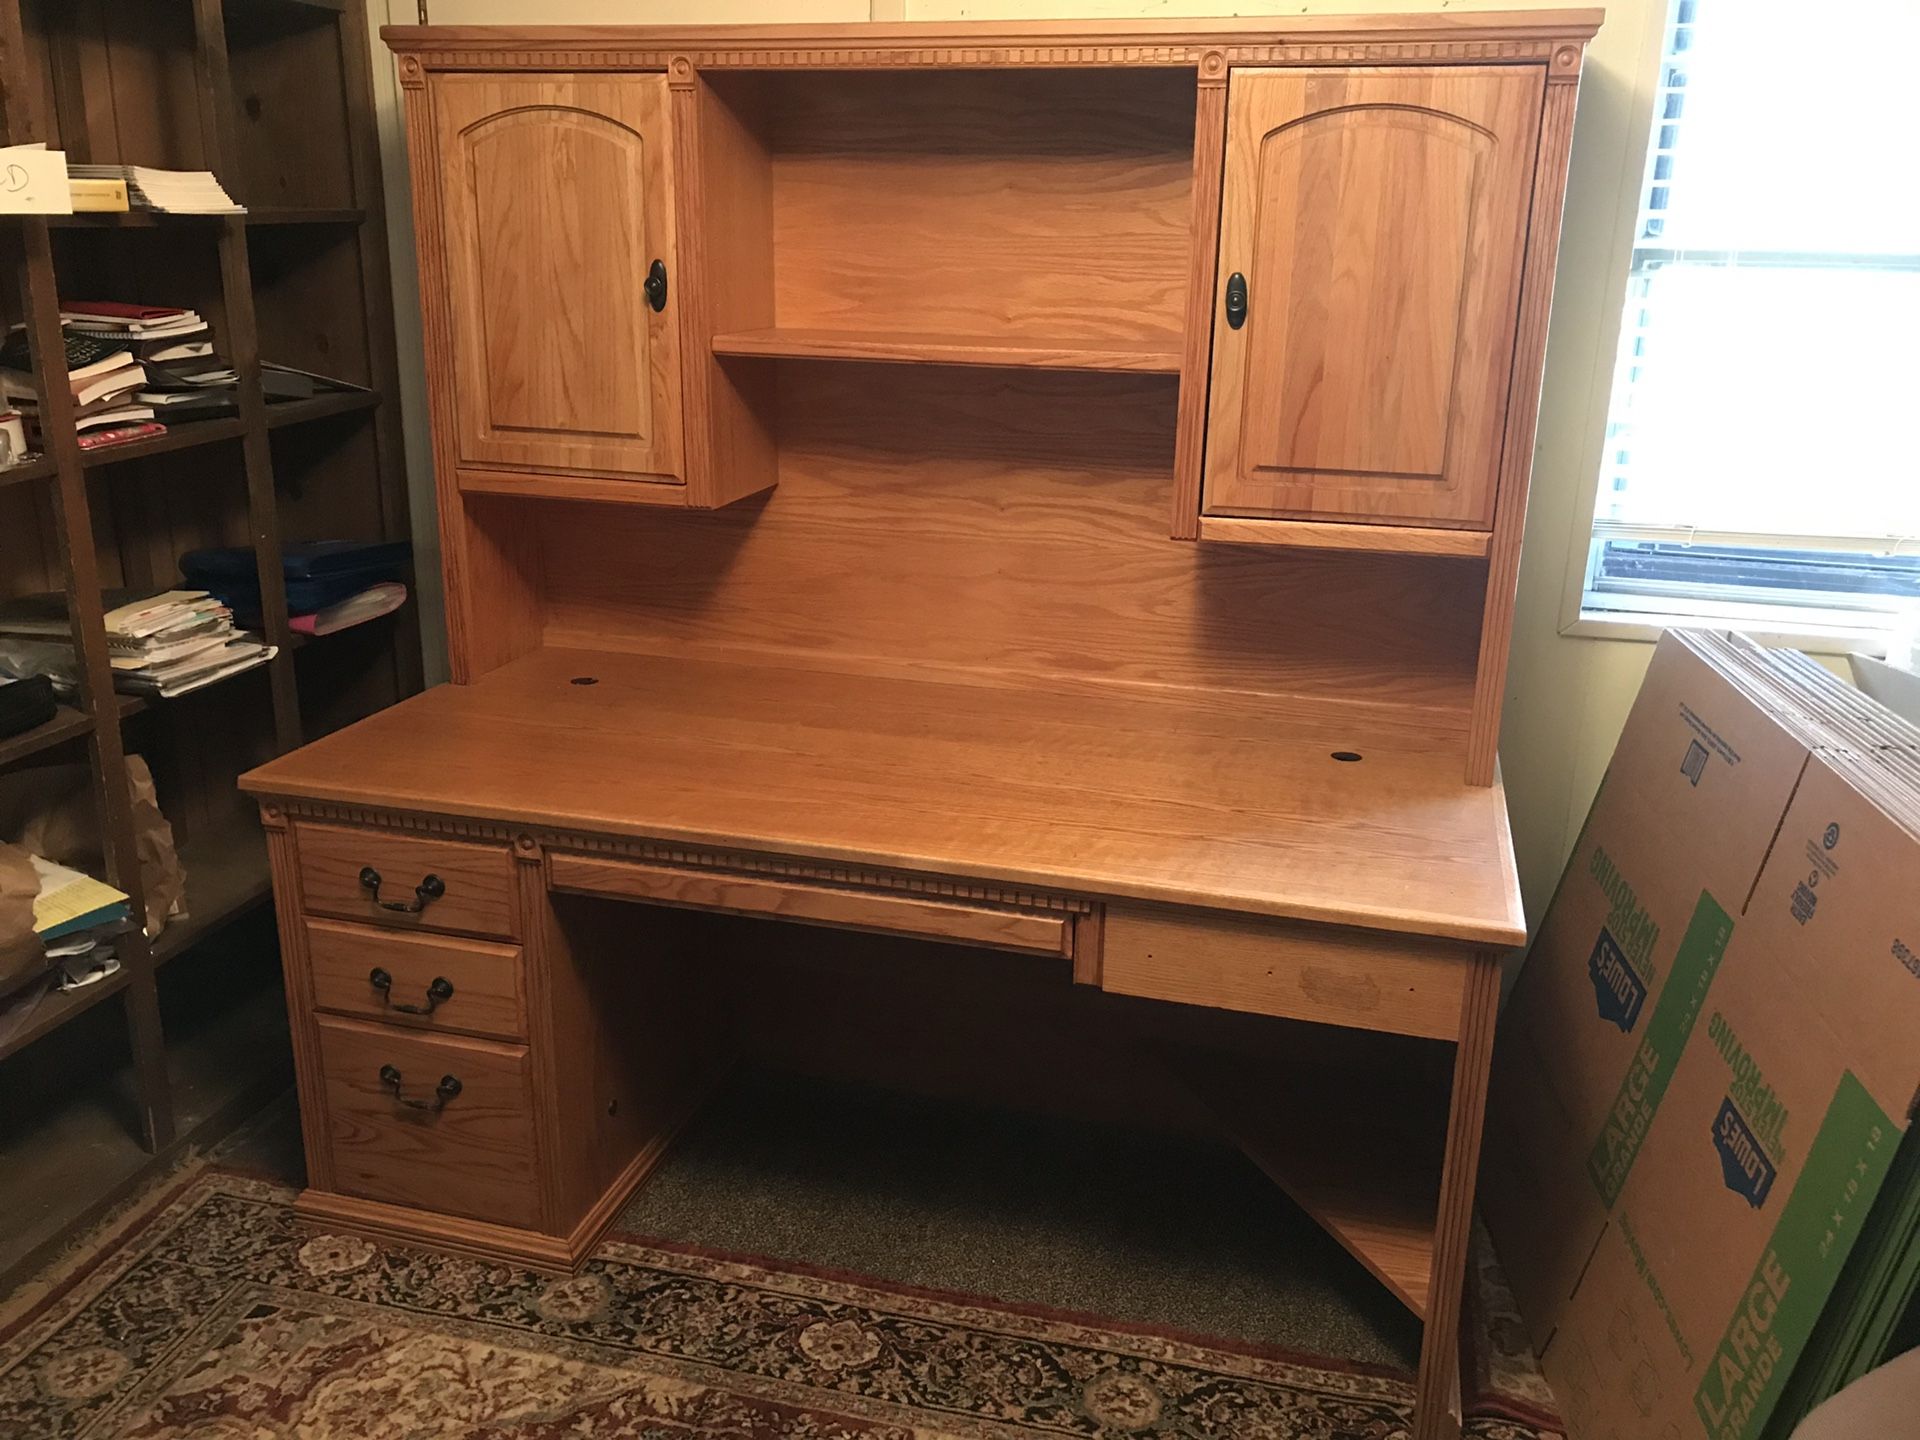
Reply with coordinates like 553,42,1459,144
368,968,455,1015
359,866,445,914
1225,271,1248,330
379,1064,462,1112
644,258,668,312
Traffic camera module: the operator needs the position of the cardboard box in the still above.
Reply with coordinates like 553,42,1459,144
1483,631,1920,1440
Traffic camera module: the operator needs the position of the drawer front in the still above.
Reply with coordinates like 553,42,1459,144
548,852,1073,957
299,822,517,940
316,1015,541,1229
1101,904,1471,1041
307,920,526,1042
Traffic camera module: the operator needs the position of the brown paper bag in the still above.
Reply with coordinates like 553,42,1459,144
0,840,48,996
0,756,184,936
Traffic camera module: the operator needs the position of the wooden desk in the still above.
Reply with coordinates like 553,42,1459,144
248,15,1601,1439
242,644,1519,1440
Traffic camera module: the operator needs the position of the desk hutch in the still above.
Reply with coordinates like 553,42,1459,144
240,13,1600,1438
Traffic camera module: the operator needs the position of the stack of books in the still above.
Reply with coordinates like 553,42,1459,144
67,165,243,215
64,302,238,425
0,327,153,441
0,589,277,700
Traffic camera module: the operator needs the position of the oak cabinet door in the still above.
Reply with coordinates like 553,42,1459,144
432,74,682,484
1201,67,1544,529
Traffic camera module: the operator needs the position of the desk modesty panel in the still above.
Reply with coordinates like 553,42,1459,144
247,16,1599,1440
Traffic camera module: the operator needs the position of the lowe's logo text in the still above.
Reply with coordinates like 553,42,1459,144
1588,926,1647,1032
1713,1098,1778,1208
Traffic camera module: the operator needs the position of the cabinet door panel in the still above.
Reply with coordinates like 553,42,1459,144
1202,67,1543,528
433,74,681,483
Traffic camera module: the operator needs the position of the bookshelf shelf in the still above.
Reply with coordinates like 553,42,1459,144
0,456,58,490
77,418,248,470
0,0,417,1198
151,823,271,969
46,212,231,230
265,390,380,429
0,966,135,1068
0,704,93,769
245,208,365,227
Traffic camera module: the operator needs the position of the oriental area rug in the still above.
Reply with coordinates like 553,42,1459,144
0,1168,1563,1439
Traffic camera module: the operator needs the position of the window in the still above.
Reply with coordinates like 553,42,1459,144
1580,0,1920,642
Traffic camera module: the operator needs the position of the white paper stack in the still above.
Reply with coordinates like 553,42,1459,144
68,164,243,215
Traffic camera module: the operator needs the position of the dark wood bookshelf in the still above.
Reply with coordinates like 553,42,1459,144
0,0,418,1196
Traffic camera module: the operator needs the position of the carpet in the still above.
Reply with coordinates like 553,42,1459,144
0,1166,1562,1439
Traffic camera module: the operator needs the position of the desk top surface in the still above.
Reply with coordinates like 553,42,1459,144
241,647,1525,947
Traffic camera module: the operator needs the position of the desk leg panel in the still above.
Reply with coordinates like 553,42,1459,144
1412,948,1501,1440
262,807,335,1195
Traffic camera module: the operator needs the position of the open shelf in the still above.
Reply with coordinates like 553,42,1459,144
1161,1040,1447,1319
712,326,1184,375
79,417,246,469
245,208,364,226
0,940,290,1286
265,389,379,428
151,822,272,967
0,966,134,1068
0,703,94,768
1,455,57,489
46,211,232,229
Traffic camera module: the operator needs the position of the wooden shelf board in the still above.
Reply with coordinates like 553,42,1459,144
0,703,93,769
46,211,231,229
244,208,365,226
265,389,380,429
0,455,57,489
1163,1042,1444,1319
0,965,134,1067
712,326,1185,375
79,417,246,469
1196,516,1493,558
456,468,694,507
151,823,271,968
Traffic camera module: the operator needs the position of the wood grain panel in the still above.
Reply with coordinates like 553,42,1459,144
710,327,1182,374
674,69,777,510
1197,516,1491,557
315,1015,540,1230
432,73,682,482
743,68,1195,342
549,853,1072,956
306,919,526,1042
298,821,518,939
1203,66,1544,529
243,648,1529,946
538,364,1487,714
1467,75,1583,785
1102,904,1470,1040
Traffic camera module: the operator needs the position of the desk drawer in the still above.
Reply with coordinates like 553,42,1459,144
316,1015,540,1229
307,920,526,1042
1101,904,1470,1041
299,822,517,940
549,852,1074,957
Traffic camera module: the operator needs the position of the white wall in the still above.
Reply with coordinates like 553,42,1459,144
366,0,1672,923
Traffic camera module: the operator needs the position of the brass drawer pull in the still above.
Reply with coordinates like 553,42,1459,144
378,1064,462,1112
359,865,446,914
368,967,455,1015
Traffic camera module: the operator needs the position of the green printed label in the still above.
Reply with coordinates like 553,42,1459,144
1694,1072,1895,1440
1588,891,1734,1205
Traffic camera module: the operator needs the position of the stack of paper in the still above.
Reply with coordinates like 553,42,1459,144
68,165,242,215
30,857,130,992
0,588,277,700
